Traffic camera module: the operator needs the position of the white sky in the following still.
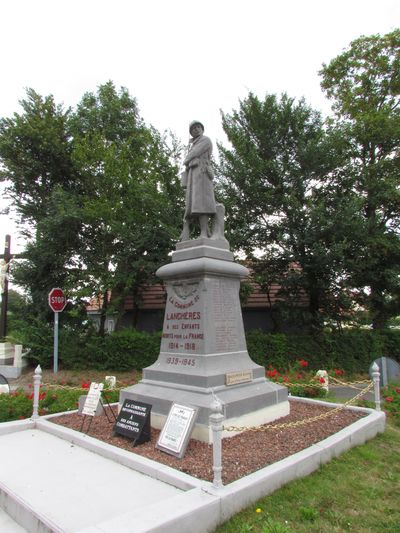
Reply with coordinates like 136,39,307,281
1,0,399,255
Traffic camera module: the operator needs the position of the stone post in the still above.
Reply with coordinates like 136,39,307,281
210,396,224,488
13,344,23,367
31,365,42,420
371,362,381,412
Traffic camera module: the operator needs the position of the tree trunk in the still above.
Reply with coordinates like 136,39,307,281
98,290,109,337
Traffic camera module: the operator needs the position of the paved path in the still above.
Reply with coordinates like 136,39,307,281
0,428,184,532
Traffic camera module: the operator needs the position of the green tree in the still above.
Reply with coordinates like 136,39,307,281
0,90,82,318
320,29,400,328
217,93,353,331
69,82,183,333
0,83,183,333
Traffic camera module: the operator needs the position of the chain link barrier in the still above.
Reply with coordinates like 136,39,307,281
223,380,374,433
37,377,375,433
329,375,372,389
39,381,130,393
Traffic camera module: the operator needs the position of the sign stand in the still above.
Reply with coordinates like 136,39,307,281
79,384,117,434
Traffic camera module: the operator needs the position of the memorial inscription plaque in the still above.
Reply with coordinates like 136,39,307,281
114,399,151,446
226,370,253,386
156,403,198,458
82,382,104,417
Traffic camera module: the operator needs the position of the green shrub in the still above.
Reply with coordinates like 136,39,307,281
0,385,121,422
246,329,400,374
0,390,32,422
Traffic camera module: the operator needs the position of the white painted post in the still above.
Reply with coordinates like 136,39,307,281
371,362,381,411
13,344,22,367
210,396,224,489
31,365,42,420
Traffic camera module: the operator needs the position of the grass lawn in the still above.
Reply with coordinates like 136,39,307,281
215,423,400,532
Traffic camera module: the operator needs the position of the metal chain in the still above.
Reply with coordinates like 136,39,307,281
223,381,374,433
40,382,127,392
329,375,371,389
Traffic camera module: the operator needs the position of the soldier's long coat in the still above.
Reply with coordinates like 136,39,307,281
183,134,216,216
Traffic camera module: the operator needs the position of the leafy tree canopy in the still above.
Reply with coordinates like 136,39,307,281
0,82,184,333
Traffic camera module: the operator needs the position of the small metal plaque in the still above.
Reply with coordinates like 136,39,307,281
225,370,253,386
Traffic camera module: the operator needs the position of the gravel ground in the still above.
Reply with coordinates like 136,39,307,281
50,400,366,485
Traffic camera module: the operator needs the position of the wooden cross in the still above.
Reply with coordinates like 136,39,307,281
0,235,24,340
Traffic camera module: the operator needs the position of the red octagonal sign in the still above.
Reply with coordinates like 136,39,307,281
48,288,67,313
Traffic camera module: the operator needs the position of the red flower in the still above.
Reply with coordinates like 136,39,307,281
26,392,34,400
395,388,400,394
28,383,33,388
334,369,344,376
319,377,325,383
299,359,309,368
385,396,394,403
283,375,289,382
81,381,90,389
39,392,46,400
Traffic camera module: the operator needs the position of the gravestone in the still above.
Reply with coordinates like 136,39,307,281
370,357,400,387
120,121,289,443
0,373,9,394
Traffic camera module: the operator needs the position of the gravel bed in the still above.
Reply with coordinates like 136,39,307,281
50,400,366,485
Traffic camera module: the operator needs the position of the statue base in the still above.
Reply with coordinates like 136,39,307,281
120,238,289,443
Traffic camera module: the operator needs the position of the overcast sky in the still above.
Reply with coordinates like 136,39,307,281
1,0,399,253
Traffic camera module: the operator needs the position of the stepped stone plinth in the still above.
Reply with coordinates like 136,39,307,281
120,238,289,442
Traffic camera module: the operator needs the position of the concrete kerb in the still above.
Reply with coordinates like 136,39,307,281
0,398,386,533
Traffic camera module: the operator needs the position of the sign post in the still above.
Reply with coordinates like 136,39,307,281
48,288,67,373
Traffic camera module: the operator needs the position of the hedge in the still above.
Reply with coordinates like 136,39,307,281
17,325,400,374
246,329,400,373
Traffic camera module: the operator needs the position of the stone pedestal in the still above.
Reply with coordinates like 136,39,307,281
120,238,289,442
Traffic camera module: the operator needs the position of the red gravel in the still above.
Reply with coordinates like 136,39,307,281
50,400,366,485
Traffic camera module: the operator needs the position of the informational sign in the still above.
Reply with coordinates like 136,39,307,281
82,382,104,416
113,399,152,446
156,403,198,459
370,357,400,387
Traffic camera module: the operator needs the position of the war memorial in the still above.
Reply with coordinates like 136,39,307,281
120,121,289,442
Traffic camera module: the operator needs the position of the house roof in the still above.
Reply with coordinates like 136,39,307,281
86,277,307,312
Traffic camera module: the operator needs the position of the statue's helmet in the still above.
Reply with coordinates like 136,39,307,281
189,120,204,134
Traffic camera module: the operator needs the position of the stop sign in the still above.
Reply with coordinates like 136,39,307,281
48,288,67,312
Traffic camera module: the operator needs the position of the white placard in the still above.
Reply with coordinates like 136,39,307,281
82,382,104,416
156,403,198,458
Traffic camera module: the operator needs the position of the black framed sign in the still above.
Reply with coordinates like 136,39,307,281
113,399,152,446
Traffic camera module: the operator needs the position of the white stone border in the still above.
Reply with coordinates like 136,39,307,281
0,398,386,533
